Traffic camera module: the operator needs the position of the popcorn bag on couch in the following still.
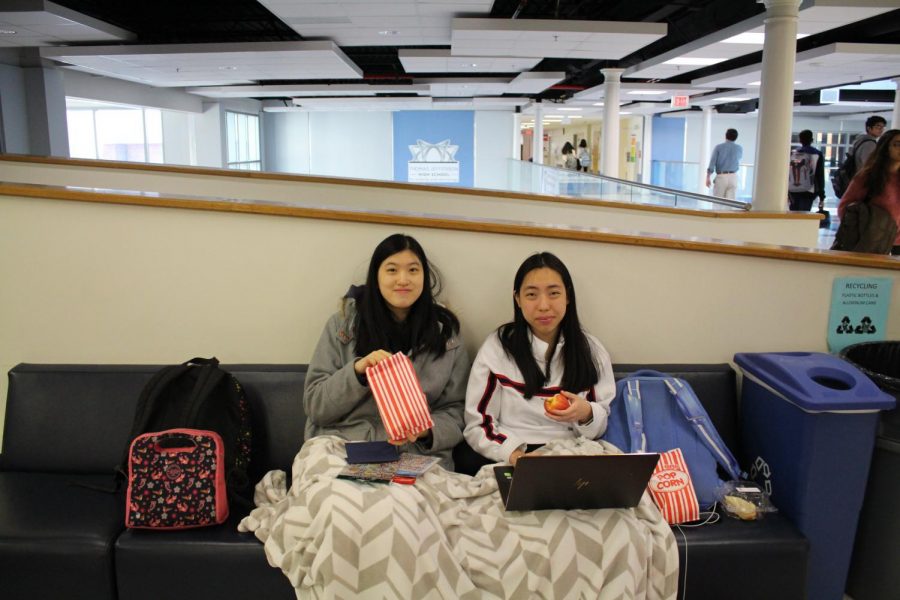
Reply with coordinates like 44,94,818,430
367,353,433,442
647,448,700,524
126,428,229,529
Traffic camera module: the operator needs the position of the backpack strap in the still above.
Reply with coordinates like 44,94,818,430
623,379,647,452
663,378,746,481
181,358,227,426
622,370,674,452
125,364,192,450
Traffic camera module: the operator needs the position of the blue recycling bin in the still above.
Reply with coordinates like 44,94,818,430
734,351,895,600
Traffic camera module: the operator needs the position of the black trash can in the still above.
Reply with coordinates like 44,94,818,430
840,341,900,600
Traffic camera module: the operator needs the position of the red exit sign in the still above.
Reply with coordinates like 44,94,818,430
671,95,690,108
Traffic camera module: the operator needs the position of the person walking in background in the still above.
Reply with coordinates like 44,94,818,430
705,128,743,200
787,129,826,212
837,129,900,256
855,116,887,171
561,141,578,170
577,139,591,172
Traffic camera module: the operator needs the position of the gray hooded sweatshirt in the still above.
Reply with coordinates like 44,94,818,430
303,298,470,470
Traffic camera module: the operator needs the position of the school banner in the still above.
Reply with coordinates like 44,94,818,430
827,276,893,354
393,111,474,187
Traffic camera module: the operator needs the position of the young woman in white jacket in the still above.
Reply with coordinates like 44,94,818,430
462,252,615,468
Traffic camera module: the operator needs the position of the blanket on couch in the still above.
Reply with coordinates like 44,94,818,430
240,436,679,599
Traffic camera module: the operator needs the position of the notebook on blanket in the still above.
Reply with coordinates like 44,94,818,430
494,453,660,511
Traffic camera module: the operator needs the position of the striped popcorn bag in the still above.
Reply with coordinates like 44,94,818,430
366,353,434,442
647,448,700,524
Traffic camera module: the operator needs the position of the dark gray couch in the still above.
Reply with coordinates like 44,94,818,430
0,363,808,600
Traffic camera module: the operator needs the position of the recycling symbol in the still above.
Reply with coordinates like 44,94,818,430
836,315,876,335
749,456,773,496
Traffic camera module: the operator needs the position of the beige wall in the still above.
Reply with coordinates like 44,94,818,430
2,192,898,445
0,158,820,247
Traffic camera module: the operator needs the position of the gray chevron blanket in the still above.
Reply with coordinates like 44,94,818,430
239,436,679,599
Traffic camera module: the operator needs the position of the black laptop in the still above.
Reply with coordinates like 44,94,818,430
494,453,660,511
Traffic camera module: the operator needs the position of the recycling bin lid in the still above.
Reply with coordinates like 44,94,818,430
734,351,896,412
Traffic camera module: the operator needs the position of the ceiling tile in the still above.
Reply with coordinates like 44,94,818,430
691,42,900,90
40,41,363,87
451,18,666,59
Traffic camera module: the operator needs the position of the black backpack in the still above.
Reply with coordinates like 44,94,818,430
121,357,253,505
831,137,875,199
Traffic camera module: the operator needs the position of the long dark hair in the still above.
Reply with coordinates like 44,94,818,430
353,234,459,358
857,129,900,199
498,252,599,398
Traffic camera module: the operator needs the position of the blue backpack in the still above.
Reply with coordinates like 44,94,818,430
602,370,745,507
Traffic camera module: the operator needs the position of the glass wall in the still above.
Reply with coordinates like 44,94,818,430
66,99,163,163
226,111,261,171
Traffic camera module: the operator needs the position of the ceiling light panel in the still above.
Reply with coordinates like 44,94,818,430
40,41,363,87
398,49,540,73
0,0,133,46
418,77,511,97
290,96,434,111
625,1,895,81
574,82,709,101
692,43,900,90
451,18,666,60
505,71,566,93
187,83,431,99
259,0,493,46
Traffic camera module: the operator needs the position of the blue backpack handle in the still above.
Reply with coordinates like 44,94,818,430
665,378,746,481
623,380,646,452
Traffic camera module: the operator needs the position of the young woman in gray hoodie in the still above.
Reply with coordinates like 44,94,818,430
303,233,469,469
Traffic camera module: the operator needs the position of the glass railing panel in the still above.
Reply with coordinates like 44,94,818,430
650,160,755,204
483,159,748,211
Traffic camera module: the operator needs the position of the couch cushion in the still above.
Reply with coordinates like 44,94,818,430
673,511,808,600
2,363,308,478
115,516,294,600
0,472,123,600
3,364,156,472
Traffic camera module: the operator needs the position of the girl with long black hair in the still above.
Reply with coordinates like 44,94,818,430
303,233,469,469
463,252,614,466
838,129,900,255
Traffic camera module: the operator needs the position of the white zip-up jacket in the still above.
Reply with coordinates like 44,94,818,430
464,330,615,464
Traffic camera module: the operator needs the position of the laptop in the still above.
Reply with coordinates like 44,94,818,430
494,453,660,511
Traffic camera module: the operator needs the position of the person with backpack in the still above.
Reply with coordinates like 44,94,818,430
577,138,591,172
787,129,826,212
303,233,469,469
832,115,887,199
836,129,900,256
561,141,578,170
462,252,615,469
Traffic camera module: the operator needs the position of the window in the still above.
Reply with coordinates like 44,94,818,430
226,111,261,171
66,99,163,163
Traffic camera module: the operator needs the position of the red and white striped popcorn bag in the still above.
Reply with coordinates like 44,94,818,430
647,448,700,524
366,353,434,442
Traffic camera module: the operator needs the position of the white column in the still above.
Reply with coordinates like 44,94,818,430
699,106,714,194
751,0,802,211
641,115,653,184
892,77,900,130
532,101,544,165
601,68,624,178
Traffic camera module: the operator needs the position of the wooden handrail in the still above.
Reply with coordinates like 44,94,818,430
1,180,896,270
0,153,819,221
